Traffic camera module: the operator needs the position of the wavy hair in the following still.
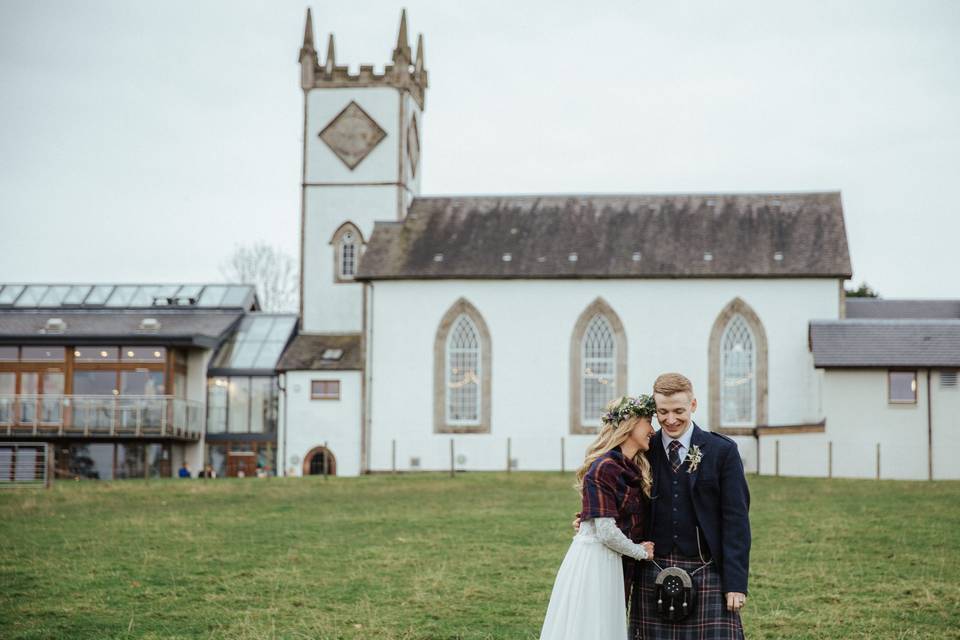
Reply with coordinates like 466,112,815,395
575,395,653,498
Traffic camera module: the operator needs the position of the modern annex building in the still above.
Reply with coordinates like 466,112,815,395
2,10,957,481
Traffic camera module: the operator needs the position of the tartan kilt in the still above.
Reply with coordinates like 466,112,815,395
629,553,744,640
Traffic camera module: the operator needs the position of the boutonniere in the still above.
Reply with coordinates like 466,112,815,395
685,445,704,473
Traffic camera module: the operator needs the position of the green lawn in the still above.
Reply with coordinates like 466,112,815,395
1,473,958,640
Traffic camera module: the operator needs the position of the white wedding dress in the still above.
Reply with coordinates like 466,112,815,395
539,518,650,640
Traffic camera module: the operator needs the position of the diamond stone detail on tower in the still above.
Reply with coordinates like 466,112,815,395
319,101,387,170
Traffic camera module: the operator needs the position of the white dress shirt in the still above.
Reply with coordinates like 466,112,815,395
662,424,695,465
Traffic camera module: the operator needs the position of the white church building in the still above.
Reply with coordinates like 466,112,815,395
278,9,958,481
2,9,956,483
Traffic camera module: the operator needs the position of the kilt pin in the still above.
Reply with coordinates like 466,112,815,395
628,424,750,640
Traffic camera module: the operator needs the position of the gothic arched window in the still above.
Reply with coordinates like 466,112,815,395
720,314,756,426
708,298,768,430
446,315,480,424
570,298,627,434
329,222,364,283
433,299,492,433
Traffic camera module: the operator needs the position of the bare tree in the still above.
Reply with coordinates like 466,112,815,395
220,243,298,312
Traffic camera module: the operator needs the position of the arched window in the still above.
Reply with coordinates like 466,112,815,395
434,298,492,433
720,314,755,426
446,315,480,424
570,298,627,434
340,232,357,278
582,315,617,427
329,222,364,283
708,298,768,430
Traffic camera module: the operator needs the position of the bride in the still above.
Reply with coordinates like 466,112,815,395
539,395,657,640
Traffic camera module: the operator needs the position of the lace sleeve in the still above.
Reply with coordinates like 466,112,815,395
593,518,649,561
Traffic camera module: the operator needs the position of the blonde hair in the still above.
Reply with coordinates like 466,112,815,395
653,372,694,398
575,396,653,498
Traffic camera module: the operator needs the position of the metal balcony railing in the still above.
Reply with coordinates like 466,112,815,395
0,395,203,440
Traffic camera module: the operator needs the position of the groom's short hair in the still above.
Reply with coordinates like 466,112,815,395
654,373,694,398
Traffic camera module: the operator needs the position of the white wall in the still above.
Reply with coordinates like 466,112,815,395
764,368,960,480
184,348,214,474
365,278,839,472
302,86,423,334
282,369,362,477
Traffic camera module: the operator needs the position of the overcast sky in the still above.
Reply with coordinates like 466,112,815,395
1,0,958,298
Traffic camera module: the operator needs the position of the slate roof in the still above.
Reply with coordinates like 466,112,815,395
810,320,960,368
846,298,960,319
0,310,243,348
276,334,362,371
355,192,851,280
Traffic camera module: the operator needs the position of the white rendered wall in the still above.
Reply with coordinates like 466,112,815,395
931,369,960,480
282,370,362,477
761,368,955,480
365,278,839,472
185,348,214,474
302,86,423,333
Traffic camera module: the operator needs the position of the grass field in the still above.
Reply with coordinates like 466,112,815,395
2,473,959,640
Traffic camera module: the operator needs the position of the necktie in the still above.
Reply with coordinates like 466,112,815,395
669,440,683,473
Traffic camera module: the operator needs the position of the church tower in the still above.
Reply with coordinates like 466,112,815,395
298,8,427,332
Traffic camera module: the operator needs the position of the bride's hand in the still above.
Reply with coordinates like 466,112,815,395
641,541,654,559
572,515,581,532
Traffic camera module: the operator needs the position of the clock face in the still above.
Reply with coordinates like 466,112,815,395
319,101,387,170
407,115,420,177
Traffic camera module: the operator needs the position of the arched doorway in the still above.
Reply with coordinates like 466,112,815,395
303,446,337,476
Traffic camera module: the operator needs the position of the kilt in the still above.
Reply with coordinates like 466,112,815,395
629,553,744,640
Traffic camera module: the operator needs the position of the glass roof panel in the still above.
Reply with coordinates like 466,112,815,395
14,286,48,307
63,285,92,305
234,342,265,368
38,285,71,307
175,285,203,300
211,314,297,370
84,285,113,305
105,286,137,307
197,286,228,307
268,316,298,340
0,285,25,305
221,286,252,307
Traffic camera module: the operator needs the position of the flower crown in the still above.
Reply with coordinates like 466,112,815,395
601,394,657,426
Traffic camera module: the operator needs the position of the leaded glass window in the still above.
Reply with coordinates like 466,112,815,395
340,232,356,278
720,314,755,425
446,315,480,424
582,314,616,426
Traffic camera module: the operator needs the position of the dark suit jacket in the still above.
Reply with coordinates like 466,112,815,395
648,423,751,594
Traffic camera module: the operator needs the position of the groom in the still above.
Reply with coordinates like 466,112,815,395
630,372,750,639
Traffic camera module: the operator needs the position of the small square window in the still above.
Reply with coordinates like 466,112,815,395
311,380,340,400
888,371,917,404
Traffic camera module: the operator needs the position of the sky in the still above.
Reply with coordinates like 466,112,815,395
0,0,958,298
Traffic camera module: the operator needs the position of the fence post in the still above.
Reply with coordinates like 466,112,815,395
775,440,780,477
876,442,881,480
560,437,565,474
323,440,329,479
506,437,512,474
450,438,455,478
828,441,833,479
391,439,396,474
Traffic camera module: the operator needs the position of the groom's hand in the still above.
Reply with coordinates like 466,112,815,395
571,515,581,532
725,592,746,613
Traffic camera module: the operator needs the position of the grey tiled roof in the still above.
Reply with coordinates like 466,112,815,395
846,298,960,319
276,334,362,371
356,192,851,280
0,310,243,348
810,320,960,367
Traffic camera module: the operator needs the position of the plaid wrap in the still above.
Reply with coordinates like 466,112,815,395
580,447,648,602
629,552,744,640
